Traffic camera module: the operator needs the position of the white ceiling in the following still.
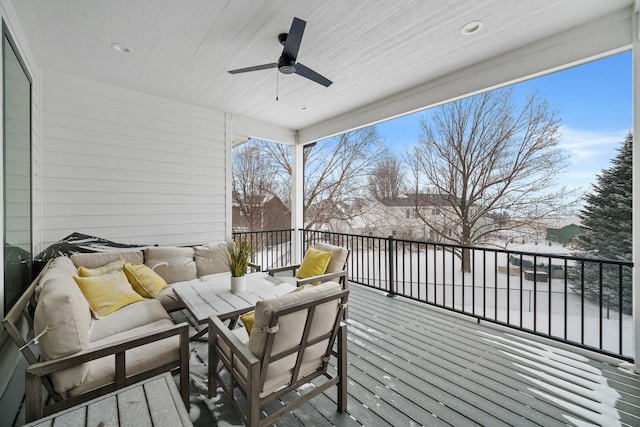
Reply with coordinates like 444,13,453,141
9,0,635,144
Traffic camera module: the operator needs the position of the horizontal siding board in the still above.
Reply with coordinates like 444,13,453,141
43,191,224,206
42,153,221,180
45,70,223,122
44,135,224,166
44,213,225,229
43,97,224,139
43,112,222,148
41,71,228,247
44,202,223,216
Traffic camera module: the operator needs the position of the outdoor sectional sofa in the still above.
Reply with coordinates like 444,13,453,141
3,242,234,422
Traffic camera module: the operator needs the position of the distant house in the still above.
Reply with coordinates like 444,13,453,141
232,195,291,232
547,222,584,247
353,193,453,241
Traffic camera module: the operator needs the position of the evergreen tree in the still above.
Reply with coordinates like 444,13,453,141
571,132,632,313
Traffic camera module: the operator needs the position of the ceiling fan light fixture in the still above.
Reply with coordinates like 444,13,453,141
460,21,484,36
278,56,296,74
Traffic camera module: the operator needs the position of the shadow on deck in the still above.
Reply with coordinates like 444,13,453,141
2,283,639,426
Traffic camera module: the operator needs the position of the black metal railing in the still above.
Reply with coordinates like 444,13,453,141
233,229,294,271
237,229,633,360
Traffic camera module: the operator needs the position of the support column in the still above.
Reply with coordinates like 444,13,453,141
225,112,233,238
291,132,304,264
633,8,640,372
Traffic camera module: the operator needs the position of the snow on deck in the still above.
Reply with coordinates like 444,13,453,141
182,283,640,426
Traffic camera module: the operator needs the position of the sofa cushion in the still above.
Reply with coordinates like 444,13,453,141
123,263,168,298
34,271,92,393
155,285,183,312
144,246,197,284
35,257,78,301
314,242,349,274
74,269,144,318
194,243,228,276
89,298,170,342
70,250,144,269
78,259,124,277
68,318,180,398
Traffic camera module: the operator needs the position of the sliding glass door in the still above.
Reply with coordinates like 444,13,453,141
3,21,32,315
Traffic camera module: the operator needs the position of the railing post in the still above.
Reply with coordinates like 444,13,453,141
387,235,395,297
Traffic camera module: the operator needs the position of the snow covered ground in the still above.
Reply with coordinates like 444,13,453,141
350,241,633,358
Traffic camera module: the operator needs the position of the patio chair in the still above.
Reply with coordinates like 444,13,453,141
268,241,350,287
208,281,349,427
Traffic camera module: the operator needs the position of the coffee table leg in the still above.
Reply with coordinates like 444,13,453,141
228,316,239,329
189,326,209,342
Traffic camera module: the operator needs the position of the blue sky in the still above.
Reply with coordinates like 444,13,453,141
376,51,632,198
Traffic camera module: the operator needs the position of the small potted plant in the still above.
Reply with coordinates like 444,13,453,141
222,237,253,292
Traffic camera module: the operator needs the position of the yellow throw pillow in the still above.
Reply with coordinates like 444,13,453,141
296,247,332,279
77,259,125,277
123,263,168,298
240,310,255,335
74,269,144,318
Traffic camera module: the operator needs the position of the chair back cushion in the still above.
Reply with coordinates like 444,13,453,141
314,242,348,274
247,281,342,393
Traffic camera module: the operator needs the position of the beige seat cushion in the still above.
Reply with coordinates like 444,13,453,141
144,246,197,284
34,271,92,393
68,319,180,397
156,284,183,312
314,242,348,274
247,281,342,394
70,250,144,269
194,243,228,276
89,299,170,342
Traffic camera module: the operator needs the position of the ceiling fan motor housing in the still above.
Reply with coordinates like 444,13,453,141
278,55,296,74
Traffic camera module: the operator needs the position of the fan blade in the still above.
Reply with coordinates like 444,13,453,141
282,17,306,61
228,63,278,74
295,63,332,87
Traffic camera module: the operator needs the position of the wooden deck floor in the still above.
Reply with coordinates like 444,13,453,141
183,283,640,426
3,283,640,426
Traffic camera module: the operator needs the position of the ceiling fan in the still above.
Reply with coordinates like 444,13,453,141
228,17,332,87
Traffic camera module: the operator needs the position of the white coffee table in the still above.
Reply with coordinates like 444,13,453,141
173,272,295,339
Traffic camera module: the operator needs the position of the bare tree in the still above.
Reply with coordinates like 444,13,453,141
232,142,289,231
260,126,385,230
406,88,576,271
369,156,406,200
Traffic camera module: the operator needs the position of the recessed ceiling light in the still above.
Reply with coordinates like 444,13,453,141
460,21,484,36
111,43,131,54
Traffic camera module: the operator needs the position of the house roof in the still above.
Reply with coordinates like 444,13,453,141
379,194,449,208
9,0,633,144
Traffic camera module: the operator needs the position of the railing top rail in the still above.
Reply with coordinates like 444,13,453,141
233,229,294,235
299,229,633,267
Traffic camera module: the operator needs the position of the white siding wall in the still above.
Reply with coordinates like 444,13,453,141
41,70,228,247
